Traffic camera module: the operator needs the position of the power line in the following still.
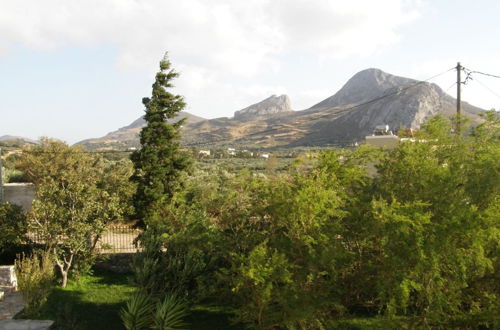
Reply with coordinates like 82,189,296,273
473,76,500,101
469,70,500,80
445,82,457,93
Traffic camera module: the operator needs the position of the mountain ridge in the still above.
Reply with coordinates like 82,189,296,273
77,68,485,150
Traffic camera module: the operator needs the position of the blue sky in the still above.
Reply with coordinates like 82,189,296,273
1,0,499,144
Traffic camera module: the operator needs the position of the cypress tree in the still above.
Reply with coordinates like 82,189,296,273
131,53,191,227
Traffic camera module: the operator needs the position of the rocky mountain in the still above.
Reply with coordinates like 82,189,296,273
310,68,415,109
302,69,483,143
78,68,485,150
234,95,291,120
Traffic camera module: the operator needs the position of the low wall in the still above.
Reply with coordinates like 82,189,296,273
3,183,35,211
0,265,17,288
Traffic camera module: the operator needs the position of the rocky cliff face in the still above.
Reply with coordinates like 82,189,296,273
299,68,484,143
312,68,416,109
234,95,292,120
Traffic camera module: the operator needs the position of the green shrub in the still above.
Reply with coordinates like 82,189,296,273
0,202,27,254
153,295,189,330
120,292,188,330
121,292,154,330
15,251,55,317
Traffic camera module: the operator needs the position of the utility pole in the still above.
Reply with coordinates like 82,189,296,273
456,62,462,135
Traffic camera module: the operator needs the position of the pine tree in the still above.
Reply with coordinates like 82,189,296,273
131,53,191,227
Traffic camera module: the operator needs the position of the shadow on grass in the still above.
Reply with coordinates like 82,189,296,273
16,269,135,330
16,269,240,330
187,303,242,330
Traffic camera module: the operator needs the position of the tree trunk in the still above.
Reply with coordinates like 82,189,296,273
61,270,68,288
54,248,74,288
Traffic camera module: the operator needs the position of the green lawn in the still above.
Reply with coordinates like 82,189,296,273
11,270,426,329
19,269,238,330
17,270,480,329
28,270,135,329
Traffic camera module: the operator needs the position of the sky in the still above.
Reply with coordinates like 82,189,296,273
1,0,499,144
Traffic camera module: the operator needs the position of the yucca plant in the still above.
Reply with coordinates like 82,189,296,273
153,295,188,330
121,292,154,330
121,292,189,330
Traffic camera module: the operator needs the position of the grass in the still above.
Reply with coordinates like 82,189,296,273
19,269,479,329
17,269,237,330
22,269,135,329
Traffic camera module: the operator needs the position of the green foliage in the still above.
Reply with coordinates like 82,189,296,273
130,114,498,328
368,114,499,323
131,53,192,227
15,251,55,317
131,225,212,302
121,292,155,330
17,138,130,286
0,202,27,253
120,292,188,330
229,243,293,328
99,159,136,221
153,295,189,330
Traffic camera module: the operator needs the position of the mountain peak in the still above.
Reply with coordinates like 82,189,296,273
234,94,292,120
311,68,415,109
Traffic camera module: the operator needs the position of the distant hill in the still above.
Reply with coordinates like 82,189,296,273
77,111,206,150
0,135,37,147
78,68,485,150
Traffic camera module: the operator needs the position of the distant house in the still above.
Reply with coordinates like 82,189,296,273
260,153,270,159
242,150,253,157
365,124,399,149
227,148,236,156
199,150,211,156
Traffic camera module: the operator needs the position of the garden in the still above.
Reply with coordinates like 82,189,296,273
0,56,498,329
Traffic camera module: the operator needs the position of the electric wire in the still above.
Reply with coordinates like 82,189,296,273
472,76,500,101
445,82,457,93
469,70,500,80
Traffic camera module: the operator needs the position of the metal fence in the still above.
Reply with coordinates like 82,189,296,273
27,225,143,254
96,225,142,253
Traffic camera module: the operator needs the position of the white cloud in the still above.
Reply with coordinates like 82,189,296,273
0,0,425,125
0,0,420,73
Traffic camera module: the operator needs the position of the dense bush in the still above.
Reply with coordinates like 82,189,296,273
133,114,499,329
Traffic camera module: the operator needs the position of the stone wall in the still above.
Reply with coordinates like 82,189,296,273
3,183,35,211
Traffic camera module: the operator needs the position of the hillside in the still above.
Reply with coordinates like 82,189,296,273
77,111,206,150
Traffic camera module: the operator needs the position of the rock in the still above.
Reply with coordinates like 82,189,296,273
234,95,292,120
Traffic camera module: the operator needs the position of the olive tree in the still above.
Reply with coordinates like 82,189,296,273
18,138,127,287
